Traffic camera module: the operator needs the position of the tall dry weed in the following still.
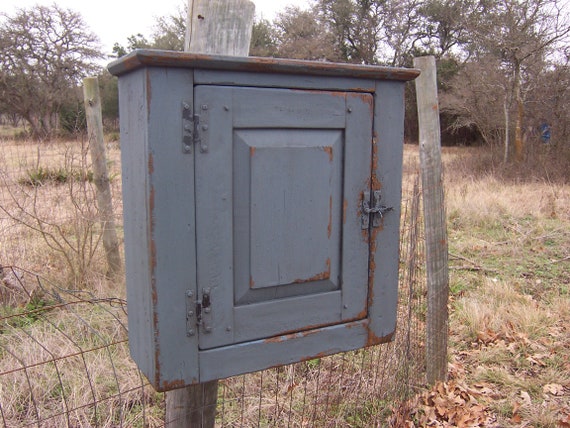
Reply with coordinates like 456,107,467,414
0,140,122,288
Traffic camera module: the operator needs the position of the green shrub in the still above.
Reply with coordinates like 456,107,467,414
19,166,93,187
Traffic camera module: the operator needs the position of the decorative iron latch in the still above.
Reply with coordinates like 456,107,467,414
361,190,393,229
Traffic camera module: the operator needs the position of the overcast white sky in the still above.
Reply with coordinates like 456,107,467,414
2,0,311,59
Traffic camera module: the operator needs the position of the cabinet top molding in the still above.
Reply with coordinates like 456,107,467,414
108,49,420,82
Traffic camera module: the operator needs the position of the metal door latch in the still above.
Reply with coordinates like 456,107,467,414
362,190,393,229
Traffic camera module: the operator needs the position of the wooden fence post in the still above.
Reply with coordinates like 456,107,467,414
83,77,122,278
165,1,255,426
413,56,449,385
184,0,255,56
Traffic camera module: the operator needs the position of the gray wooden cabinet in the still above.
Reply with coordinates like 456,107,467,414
109,50,419,391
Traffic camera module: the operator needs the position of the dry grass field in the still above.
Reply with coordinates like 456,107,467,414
0,139,123,290
1,139,569,426
405,146,570,427
0,138,425,427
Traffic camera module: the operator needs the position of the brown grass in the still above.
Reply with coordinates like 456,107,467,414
0,139,122,288
440,145,570,428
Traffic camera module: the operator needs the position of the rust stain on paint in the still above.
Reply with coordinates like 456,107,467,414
322,146,333,162
149,178,161,388
348,92,374,115
366,330,395,347
293,258,331,283
249,276,255,289
370,134,382,191
300,352,328,362
353,306,368,321
148,152,154,174
263,327,323,344
328,196,333,239
146,70,152,113
149,185,157,274
293,89,347,98
360,190,369,243
343,199,348,224
158,378,187,392
250,146,256,157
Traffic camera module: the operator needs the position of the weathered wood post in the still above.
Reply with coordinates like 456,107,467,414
82,77,122,278
165,1,255,426
413,56,449,384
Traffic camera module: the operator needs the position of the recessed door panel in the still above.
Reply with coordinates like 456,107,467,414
195,86,372,350
233,129,342,306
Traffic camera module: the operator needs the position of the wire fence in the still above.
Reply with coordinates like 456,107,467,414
0,140,426,427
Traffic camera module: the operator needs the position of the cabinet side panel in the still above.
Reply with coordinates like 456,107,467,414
368,81,406,344
146,68,199,389
119,70,156,382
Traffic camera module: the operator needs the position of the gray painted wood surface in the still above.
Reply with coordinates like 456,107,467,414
111,51,419,390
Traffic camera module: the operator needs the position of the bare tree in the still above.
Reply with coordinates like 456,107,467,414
469,0,570,161
315,0,388,64
274,6,341,61
250,18,279,57
0,4,103,140
440,56,509,146
152,4,187,51
416,0,478,58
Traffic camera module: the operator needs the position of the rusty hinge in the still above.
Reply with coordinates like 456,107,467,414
361,190,393,229
182,103,209,154
185,288,212,337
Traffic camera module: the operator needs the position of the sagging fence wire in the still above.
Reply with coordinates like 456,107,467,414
0,265,161,427
0,141,426,427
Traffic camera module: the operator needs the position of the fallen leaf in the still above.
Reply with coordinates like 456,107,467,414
526,355,547,367
520,390,532,407
468,383,501,399
543,383,565,396
477,329,500,345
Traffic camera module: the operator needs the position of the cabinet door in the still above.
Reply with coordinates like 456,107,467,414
194,86,373,350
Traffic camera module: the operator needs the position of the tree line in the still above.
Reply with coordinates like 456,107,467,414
1,1,568,163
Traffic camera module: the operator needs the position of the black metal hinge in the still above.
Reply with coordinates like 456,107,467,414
182,102,209,154
361,190,393,229
185,288,212,337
